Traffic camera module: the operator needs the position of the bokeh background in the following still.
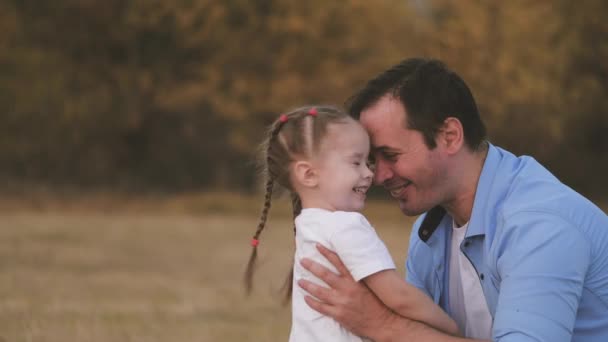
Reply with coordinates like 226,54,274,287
1,1,606,341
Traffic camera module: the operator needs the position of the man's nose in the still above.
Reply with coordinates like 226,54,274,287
373,159,393,185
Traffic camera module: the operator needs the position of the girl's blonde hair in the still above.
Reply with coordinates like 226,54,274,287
244,105,354,301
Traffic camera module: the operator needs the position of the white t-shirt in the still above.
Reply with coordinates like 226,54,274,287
289,208,395,342
448,221,492,339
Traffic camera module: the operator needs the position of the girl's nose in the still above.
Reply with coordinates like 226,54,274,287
364,164,374,179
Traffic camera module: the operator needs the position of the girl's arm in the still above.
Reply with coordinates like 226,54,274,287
363,269,460,336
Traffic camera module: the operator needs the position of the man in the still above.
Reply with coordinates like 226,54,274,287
297,58,608,341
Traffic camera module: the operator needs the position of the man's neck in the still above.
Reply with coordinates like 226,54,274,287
443,142,489,226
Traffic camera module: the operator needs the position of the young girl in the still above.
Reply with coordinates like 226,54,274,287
245,106,459,341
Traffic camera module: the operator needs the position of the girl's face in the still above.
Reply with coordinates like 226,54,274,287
313,120,374,212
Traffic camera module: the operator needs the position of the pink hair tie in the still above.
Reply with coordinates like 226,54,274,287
308,108,318,116
251,238,260,247
279,114,288,123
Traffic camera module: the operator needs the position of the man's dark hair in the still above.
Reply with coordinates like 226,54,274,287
346,58,487,150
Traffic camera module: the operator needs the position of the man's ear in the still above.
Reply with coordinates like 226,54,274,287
293,160,318,188
437,117,464,154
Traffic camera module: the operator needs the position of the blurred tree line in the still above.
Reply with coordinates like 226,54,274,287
1,0,606,199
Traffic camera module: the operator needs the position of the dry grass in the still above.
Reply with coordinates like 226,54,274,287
0,193,415,342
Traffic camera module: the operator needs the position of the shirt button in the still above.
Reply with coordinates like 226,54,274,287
480,273,485,281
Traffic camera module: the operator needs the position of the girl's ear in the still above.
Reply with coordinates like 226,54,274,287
293,160,318,188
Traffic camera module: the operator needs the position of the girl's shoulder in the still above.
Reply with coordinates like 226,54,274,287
331,210,369,222
297,209,372,230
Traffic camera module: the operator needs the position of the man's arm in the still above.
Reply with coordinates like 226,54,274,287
492,213,590,341
298,244,488,342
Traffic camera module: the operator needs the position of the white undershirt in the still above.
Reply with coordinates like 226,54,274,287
448,221,492,339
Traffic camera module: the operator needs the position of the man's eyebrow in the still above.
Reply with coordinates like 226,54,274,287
372,145,397,153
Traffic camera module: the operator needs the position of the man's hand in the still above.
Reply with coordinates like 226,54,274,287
297,244,395,339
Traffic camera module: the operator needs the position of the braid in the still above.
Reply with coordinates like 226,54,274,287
291,192,302,234
282,192,302,304
244,176,273,295
244,119,285,296
254,177,274,240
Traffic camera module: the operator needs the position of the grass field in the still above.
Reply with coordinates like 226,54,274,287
0,193,415,342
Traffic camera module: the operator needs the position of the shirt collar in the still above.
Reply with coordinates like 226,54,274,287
465,143,501,238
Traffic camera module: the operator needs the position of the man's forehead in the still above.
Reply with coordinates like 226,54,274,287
361,95,406,119
364,120,407,149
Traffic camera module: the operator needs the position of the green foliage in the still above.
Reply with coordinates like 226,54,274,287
0,0,606,198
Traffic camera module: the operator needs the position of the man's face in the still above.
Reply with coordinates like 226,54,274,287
360,95,449,216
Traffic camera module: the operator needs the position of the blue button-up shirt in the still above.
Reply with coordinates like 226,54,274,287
405,143,608,341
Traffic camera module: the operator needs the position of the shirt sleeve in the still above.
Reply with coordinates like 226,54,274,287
328,212,395,282
493,211,591,342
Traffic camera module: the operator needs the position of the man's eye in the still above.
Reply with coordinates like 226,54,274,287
383,153,398,162
366,157,376,170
